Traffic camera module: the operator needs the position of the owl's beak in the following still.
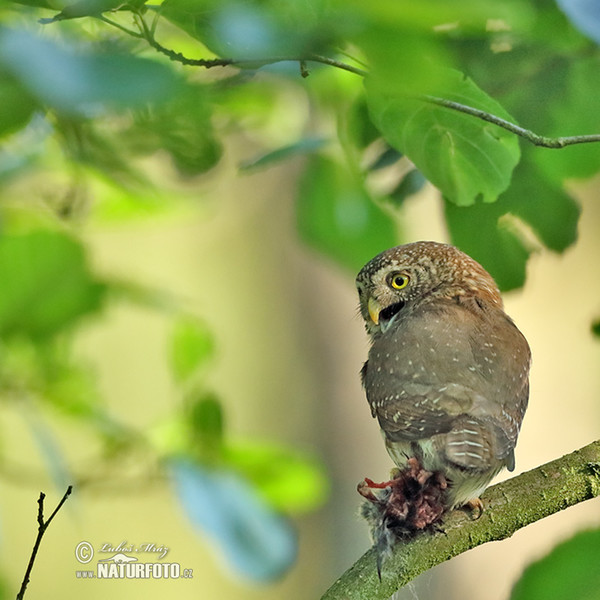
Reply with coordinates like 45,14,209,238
367,297,382,325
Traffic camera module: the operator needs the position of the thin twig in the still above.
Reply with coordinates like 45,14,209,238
16,486,73,600
321,440,600,600
421,95,600,148
99,12,600,150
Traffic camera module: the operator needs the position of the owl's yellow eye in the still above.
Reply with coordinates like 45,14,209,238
389,272,410,290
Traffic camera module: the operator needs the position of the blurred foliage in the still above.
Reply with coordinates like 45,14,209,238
1,0,600,587
510,528,600,600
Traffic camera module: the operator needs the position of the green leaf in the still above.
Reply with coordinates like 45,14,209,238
592,319,600,338
0,71,38,138
225,440,329,513
444,198,530,291
133,86,222,176
511,528,600,600
0,28,181,115
160,0,336,59
187,391,224,448
170,317,215,384
38,0,134,22
365,68,521,206
0,230,106,338
535,57,600,181
499,155,580,252
296,155,398,272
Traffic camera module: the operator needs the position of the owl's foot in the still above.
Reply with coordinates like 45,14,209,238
358,458,448,577
463,497,484,519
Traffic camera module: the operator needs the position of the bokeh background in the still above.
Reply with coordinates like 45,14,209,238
1,1,600,599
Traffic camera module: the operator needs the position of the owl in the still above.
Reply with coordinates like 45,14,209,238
356,241,530,521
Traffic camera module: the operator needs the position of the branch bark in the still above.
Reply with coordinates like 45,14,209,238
321,440,600,600
89,12,600,150
17,486,73,600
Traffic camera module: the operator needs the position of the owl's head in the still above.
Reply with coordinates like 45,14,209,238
356,241,502,336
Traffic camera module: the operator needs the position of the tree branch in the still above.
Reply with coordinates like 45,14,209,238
97,12,600,149
16,486,73,600
421,95,600,148
321,440,600,600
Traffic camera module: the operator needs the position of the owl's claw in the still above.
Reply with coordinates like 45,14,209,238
463,497,484,519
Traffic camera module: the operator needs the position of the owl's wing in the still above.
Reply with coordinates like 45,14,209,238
364,297,530,468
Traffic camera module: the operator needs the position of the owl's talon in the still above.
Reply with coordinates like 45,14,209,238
464,497,484,519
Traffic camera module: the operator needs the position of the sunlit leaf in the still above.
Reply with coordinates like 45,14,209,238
225,440,329,513
0,28,181,115
296,155,398,272
0,230,106,338
366,68,521,206
511,528,600,600
170,459,297,581
170,317,215,384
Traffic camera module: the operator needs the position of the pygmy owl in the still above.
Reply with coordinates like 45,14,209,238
356,241,530,517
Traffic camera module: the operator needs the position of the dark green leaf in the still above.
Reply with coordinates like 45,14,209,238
160,0,336,58
0,28,181,115
369,147,403,171
511,528,600,600
0,230,106,338
444,198,530,291
366,69,521,206
187,392,224,446
133,87,222,176
296,155,398,272
0,71,38,138
499,155,580,252
535,57,600,181
38,0,132,23
170,317,215,384
592,319,600,337
387,169,427,207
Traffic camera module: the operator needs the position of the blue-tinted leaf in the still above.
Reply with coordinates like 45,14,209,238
170,459,297,582
240,137,326,171
387,169,427,207
511,528,600,600
556,0,600,45
0,28,180,115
